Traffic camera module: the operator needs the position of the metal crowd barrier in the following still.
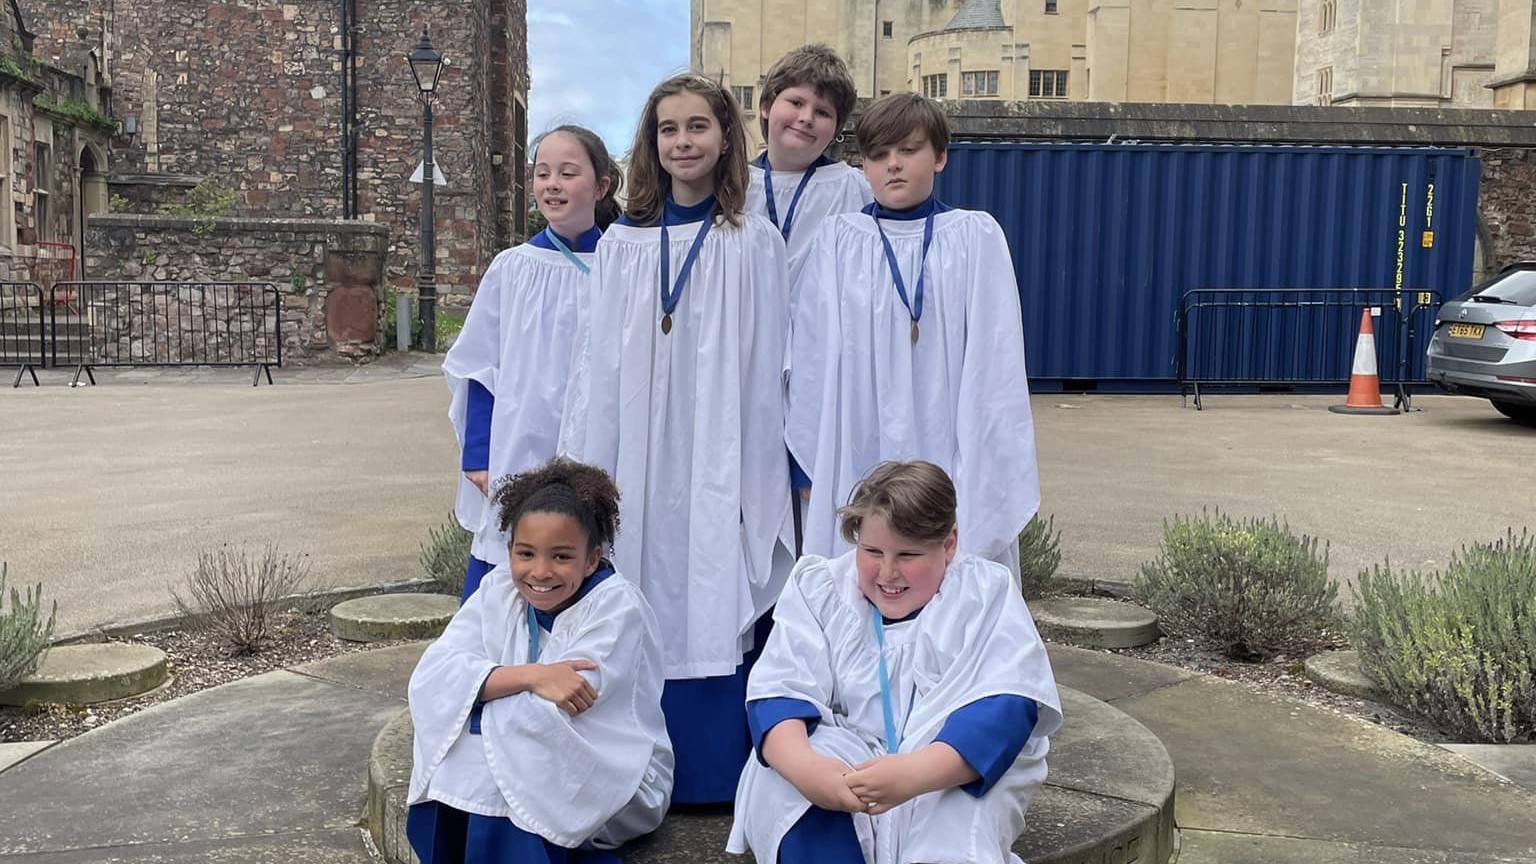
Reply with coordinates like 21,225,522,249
1176,288,1442,411
50,281,282,387
1,281,44,387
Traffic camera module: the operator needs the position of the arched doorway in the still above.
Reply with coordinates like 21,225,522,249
77,144,108,275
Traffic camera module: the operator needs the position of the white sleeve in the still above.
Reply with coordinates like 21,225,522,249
745,557,840,716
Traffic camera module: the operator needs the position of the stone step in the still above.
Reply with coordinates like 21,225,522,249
1303,650,1381,701
330,593,458,643
1032,597,1161,648
0,643,169,707
365,685,1176,864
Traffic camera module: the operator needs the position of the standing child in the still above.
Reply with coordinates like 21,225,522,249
443,125,622,601
748,44,873,281
785,93,1039,578
406,457,673,864
728,461,1061,864
559,74,793,804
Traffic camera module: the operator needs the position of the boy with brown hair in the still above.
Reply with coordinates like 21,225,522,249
749,43,874,277
785,92,1041,584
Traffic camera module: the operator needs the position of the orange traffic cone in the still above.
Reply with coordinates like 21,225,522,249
1329,309,1400,415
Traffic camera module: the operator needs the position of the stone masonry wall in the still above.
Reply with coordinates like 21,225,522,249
32,0,528,303
1476,149,1536,277
84,213,390,361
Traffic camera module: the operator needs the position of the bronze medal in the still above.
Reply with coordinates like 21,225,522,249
661,313,673,335
910,321,920,345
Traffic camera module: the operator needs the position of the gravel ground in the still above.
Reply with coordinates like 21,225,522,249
1,605,419,744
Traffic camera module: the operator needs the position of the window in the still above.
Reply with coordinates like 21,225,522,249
1315,66,1334,105
1028,69,1069,99
0,116,11,247
1319,0,1336,33
32,141,49,241
882,20,893,39
1045,0,1058,12
731,85,755,113
921,73,948,98
961,70,1000,97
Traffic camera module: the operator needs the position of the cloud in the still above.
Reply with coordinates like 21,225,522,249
527,0,690,161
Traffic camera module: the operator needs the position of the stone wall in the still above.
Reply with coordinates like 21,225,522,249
1476,150,1536,275
30,0,530,301
84,213,390,361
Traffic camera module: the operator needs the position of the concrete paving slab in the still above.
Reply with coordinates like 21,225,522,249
1115,675,1536,858
0,643,168,706
330,593,456,642
0,740,53,773
1047,643,1199,703
1,375,458,638
1441,745,1536,794
9,828,377,863
291,640,429,700
0,670,402,855
1047,687,1174,808
1177,830,1536,864
1032,597,1159,648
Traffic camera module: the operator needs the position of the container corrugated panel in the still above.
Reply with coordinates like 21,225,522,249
934,142,1481,387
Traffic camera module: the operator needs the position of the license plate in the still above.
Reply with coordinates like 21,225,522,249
1447,323,1485,339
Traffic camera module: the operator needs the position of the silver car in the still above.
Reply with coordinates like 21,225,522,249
1427,263,1536,425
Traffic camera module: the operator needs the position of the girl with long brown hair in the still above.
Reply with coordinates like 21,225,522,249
559,73,794,805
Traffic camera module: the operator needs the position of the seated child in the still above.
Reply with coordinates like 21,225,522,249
406,457,673,864
728,460,1061,864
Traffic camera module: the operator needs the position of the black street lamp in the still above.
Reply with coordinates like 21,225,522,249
408,29,445,351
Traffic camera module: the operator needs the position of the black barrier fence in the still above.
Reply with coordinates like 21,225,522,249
1177,288,1442,410
49,282,282,387
1,281,44,387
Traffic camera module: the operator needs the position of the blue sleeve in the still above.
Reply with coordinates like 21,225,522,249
461,379,495,471
789,454,812,489
746,697,821,766
934,695,1039,797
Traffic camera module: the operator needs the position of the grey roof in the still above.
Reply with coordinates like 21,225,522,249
946,0,1006,30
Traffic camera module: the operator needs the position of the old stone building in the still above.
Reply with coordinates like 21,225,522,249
693,0,1298,148
0,0,112,284
696,0,1536,135
30,0,529,298
1292,0,1498,107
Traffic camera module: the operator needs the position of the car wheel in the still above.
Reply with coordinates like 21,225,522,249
1491,400,1536,426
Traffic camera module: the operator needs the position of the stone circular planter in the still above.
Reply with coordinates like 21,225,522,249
0,643,169,707
330,593,458,643
1032,597,1161,649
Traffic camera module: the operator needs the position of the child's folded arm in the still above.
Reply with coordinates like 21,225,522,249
747,697,821,766
932,694,1040,797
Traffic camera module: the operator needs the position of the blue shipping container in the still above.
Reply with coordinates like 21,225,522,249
934,142,1481,388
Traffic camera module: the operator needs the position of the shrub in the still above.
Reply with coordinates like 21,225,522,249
1352,531,1536,743
171,545,312,655
0,563,56,691
422,518,473,598
1135,511,1339,661
1017,514,1062,600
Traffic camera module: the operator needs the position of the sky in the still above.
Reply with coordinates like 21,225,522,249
526,0,691,161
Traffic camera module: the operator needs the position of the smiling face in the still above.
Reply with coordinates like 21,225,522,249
509,511,602,613
533,131,609,240
854,514,956,619
765,85,838,171
655,91,724,204
861,130,947,211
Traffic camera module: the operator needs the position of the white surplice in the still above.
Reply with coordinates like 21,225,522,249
443,244,594,566
786,208,1039,577
406,567,673,849
727,552,1062,864
559,212,794,679
747,159,874,283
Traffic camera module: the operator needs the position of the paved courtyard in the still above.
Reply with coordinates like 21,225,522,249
2,360,1531,637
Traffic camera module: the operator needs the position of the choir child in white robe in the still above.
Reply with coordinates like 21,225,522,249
443,126,622,601
728,461,1062,864
746,44,874,283
559,74,794,805
785,92,1040,580
406,458,673,864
